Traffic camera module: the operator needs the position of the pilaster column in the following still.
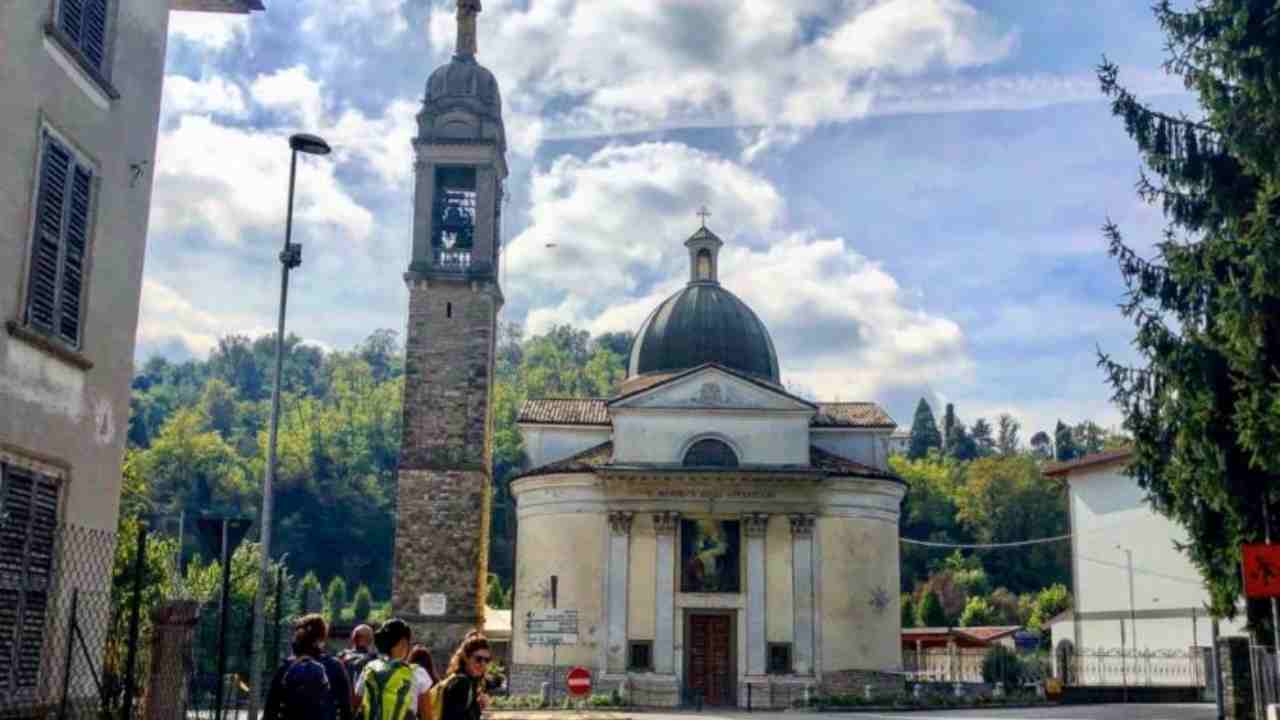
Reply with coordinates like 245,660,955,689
606,512,633,673
790,514,817,675
653,511,680,674
743,513,770,676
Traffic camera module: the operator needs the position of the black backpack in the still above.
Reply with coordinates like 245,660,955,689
267,656,333,720
339,648,376,684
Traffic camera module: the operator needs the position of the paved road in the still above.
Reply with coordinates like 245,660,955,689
488,704,1218,720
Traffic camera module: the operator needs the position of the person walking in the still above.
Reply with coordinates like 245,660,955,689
355,619,430,720
264,614,336,720
408,645,439,688
428,634,492,720
340,624,378,704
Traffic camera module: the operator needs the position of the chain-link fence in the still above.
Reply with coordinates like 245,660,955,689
2,521,302,720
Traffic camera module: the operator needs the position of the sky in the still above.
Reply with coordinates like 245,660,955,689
141,0,1195,440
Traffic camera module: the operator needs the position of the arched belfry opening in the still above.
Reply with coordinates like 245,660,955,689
683,438,739,468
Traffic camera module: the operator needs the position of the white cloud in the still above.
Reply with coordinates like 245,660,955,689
426,0,1015,143
506,141,972,402
150,115,374,247
137,279,266,357
251,65,326,129
301,0,408,41
167,11,248,50
161,75,247,120
738,126,804,163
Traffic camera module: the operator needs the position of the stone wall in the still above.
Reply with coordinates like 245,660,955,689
1218,636,1254,720
392,275,497,655
821,669,906,697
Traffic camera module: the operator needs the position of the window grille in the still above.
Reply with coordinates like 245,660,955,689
767,643,792,675
628,641,653,671
682,438,738,468
58,0,111,72
0,462,62,697
26,131,94,349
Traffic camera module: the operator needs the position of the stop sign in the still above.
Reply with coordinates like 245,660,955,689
566,666,591,696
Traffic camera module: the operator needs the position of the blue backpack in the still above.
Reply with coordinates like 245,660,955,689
268,656,334,720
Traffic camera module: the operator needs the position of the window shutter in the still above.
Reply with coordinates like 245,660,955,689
58,166,92,347
81,0,109,71
27,140,71,336
0,466,61,695
58,0,84,49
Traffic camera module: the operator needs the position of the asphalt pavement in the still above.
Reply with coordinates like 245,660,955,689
488,704,1218,720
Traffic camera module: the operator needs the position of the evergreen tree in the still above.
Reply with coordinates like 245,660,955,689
325,576,348,618
916,590,948,627
908,399,943,460
996,414,1020,456
1073,421,1107,456
971,418,995,457
943,403,957,449
901,594,916,628
1029,431,1053,459
1097,0,1280,619
352,584,374,622
1053,421,1079,462
298,572,323,613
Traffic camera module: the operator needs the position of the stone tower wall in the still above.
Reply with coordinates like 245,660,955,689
393,276,497,655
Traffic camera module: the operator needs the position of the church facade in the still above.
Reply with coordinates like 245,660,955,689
508,228,907,706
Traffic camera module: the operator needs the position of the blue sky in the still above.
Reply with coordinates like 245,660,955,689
142,0,1192,439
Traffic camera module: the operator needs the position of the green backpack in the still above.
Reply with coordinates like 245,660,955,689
359,658,416,720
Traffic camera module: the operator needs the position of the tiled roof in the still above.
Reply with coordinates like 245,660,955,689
519,441,614,477
812,402,896,428
1043,448,1133,477
810,445,902,482
518,398,610,426
958,626,1022,642
518,397,896,429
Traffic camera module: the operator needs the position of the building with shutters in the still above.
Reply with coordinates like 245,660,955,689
0,0,263,710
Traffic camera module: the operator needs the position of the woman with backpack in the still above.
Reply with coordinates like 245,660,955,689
426,634,492,720
354,619,431,720
264,614,337,720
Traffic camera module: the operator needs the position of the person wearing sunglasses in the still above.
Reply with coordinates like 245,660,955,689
429,634,493,720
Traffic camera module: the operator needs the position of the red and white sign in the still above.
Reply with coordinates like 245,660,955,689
1243,544,1280,598
566,667,591,697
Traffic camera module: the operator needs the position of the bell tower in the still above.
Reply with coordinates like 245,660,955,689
393,0,506,653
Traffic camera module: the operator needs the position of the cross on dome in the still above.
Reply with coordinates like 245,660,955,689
697,205,712,228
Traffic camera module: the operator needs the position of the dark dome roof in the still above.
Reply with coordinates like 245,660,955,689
628,283,780,384
426,57,502,114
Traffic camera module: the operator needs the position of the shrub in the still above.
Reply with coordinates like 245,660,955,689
981,644,1024,686
325,576,348,617
351,584,373,622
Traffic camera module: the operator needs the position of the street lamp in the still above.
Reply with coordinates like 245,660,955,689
1116,545,1137,651
246,132,331,720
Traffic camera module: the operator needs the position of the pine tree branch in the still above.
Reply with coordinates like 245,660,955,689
1098,58,1219,135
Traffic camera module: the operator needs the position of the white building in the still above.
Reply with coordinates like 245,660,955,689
1045,449,1245,685
0,0,262,712
508,225,905,707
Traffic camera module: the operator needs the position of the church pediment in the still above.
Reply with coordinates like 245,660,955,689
610,364,815,413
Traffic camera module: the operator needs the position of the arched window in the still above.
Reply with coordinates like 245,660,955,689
683,438,738,468
695,248,713,280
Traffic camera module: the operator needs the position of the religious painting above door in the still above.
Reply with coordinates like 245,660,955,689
681,519,741,593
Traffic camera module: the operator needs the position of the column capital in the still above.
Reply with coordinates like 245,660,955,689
789,513,816,538
608,511,634,536
653,511,680,535
742,512,770,537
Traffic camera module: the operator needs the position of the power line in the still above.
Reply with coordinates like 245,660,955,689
901,534,1071,549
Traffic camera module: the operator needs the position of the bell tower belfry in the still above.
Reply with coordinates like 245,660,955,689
393,0,506,653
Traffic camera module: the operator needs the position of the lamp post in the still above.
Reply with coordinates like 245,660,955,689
246,133,331,720
1116,544,1137,691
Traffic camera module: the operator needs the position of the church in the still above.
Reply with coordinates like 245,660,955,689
389,1,906,708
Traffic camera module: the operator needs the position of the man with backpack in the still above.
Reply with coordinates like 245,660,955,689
340,625,378,695
354,618,431,720
264,615,336,720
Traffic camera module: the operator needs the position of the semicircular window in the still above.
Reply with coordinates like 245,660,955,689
683,438,739,468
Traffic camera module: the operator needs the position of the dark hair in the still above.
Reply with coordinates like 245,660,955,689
374,618,412,655
292,613,328,657
446,633,491,677
408,644,440,684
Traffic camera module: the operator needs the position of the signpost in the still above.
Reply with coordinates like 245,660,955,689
566,667,591,697
527,609,578,703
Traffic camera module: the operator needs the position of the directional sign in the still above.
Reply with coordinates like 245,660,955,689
566,667,591,697
1243,544,1280,598
526,609,578,646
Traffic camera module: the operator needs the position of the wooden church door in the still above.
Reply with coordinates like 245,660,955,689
686,613,735,706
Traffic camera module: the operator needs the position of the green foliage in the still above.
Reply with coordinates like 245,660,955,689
981,645,1023,686
1028,431,1053,459
326,576,348,617
1053,421,1078,462
1026,584,1072,631
901,594,915,628
907,398,942,459
298,572,323,613
352,584,374,623
996,414,1020,455
959,596,995,627
1096,0,1280,619
486,573,512,610
970,418,995,457
916,590,947,627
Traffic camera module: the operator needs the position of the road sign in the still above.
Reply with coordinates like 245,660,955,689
566,667,591,697
1243,544,1280,598
526,609,578,646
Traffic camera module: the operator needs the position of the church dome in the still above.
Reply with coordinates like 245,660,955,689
627,225,780,385
425,57,502,115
